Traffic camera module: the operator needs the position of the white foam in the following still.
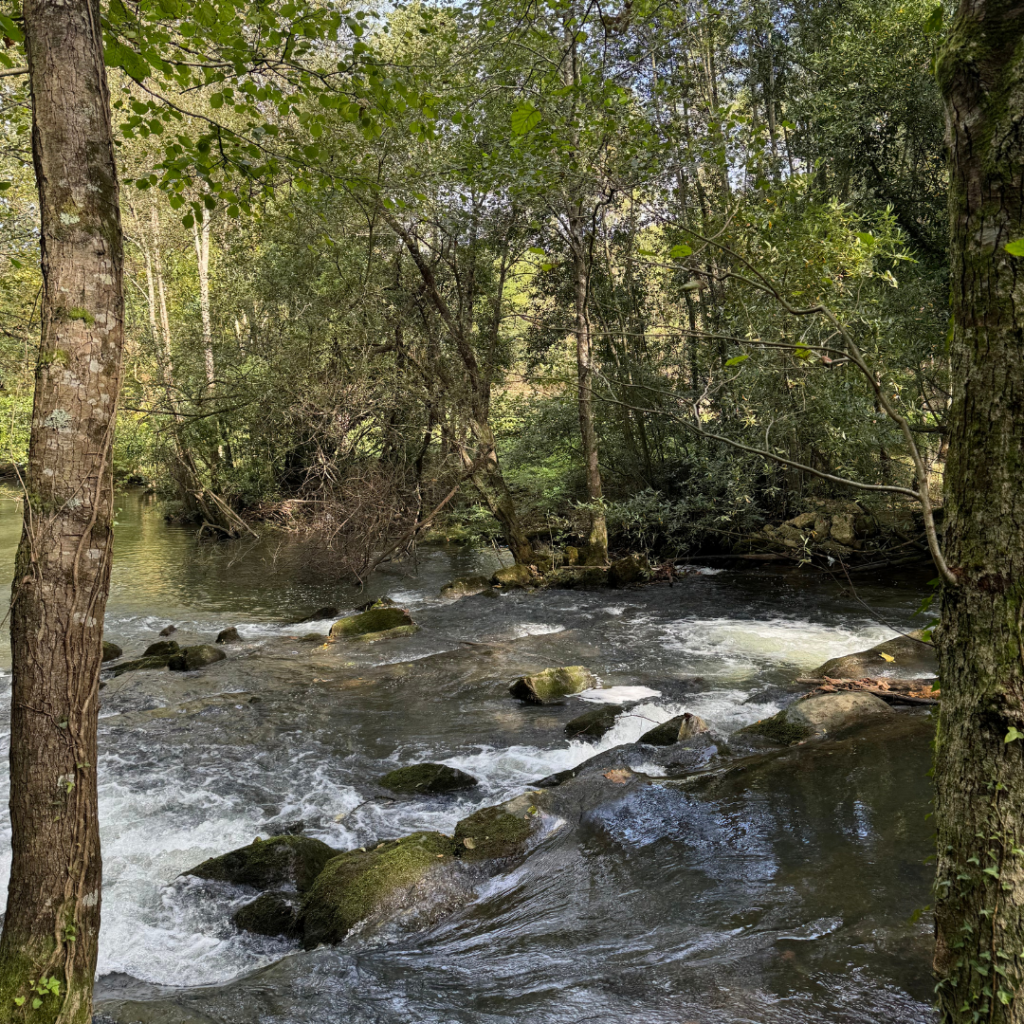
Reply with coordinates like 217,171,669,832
577,685,662,703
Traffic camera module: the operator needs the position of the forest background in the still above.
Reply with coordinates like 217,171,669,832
0,0,952,575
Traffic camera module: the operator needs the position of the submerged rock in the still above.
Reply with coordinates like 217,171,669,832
300,832,454,946
185,835,336,893
564,704,623,740
509,666,597,704
454,801,539,862
233,890,300,938
101,641,122,662
378,763,478,795
109,655,172,677
440,576,492,600
143,640,181,658
742,691,893,745
216,626,241,644
158,623,177,637
608,553,649,587
168,645,227,672
640,712,710,746
294,606,340,624
329,607,418,642
808,633,937,680
491,563,533,589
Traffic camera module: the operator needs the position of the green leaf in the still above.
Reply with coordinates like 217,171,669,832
923,4,943,33
725,354,749,367
669,243,692,259
510,102,542,136
32,998,42,1009
1005,727,1023,744
855,232,874,246
13,997,25,1007
1004,239,1024,257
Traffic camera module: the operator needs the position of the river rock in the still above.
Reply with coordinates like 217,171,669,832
509,666,597,704
564,545,581,565
564,704,623,740
378,763,478,795
102,641,122,662
109,655,172,677
440,576,492,599
216,626,241,644
158,624,177,637
233,890,300,937
808,633,937,680
329,607,418,642
143,640,181,658
742,691,893,745
453,800,539,862
491,563,533,588
168,644,227,671
640,712,710,746
356,596,397,612
185,835,336,893
608,553,649,587
294,606,340,624
300,831,454,947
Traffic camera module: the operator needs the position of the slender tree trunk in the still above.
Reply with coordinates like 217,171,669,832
933,6,1024,1023
192,215,215,391
0,0,123,1019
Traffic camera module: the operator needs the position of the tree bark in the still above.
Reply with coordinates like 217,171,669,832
192,214,215,391
0,0,124,1019
933,5,1024,1022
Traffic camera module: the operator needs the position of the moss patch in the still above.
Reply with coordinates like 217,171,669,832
185,835,337,893
509,666,597,704
453,805,537,862
491,563,533,588
740,711,814,746
330,607,414,639
300,831,455,946
378,763,478,795
232,891,300,937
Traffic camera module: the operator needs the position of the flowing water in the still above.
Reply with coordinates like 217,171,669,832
0,489,938,1023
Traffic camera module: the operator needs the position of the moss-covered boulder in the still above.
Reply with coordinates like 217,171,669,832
300,832,455,947
184,835,336,893
608,553,649,587
440,576,492,600
509,666,597,705
329,607,418,642
564,545,581,566
378,763,478,795
640,712,710,746
491,563,534,588
102,641,122,662
143,640,181,659
168,644,227,671
453,802,539,862
564,704,623,740
808,633,937,680
109,655,171,677
741,691,893,745
216,626,241,644
232,890,300,937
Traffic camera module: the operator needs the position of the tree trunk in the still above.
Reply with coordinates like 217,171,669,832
192,214,215,391
0,0,124,1019
932,6,1024,1023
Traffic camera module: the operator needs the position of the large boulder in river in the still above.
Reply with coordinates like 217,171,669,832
216,626,240,644
329,607,418,642
742,691,893,745
143,640,181,659
102,641,122,662
378,763,478,795
168,645,226,671
233,890,301,937
491,563,533,589
808,633,937,680
509,666,597,704
300,832,455,947
565,704,623,740
608,553,649,587
440,576,492,600
185,835,336,893
453,800,539,862
640,712,710,746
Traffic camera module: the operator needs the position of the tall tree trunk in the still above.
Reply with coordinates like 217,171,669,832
932,6,1024,1023
192,214,215,391
0,0,124,1019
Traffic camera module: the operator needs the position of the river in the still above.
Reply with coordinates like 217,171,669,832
0,488,937,1023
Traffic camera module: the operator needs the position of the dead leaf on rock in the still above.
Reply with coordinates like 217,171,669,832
603,769,631,784
463,837,476,849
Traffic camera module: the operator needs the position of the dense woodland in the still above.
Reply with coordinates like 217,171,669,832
2,0,952,570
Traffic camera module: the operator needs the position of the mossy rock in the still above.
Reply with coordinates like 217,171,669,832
440,576,492,599
808,633,937,680
640,712,710,746
185,835,337,893
564,545,581,566
109,655,171,677
356,596,397,612
741,692,893,746
453,803,538,862
216,626,241,644
491,563,533,588
608,553,650,587
143,640,181,658
102,641,123,662
509,666,597,705
329,607,416,641
168,644,227,671
232,890,300,937
564,704,623,740
300,832,455,946
378,763,478,795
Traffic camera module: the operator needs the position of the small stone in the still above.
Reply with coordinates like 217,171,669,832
329,607,417,641
564,704,623,740
378,763,478,795
101,641,122,662
509,666,597,705
168,644,227,671
640,712,710,746
440,576,492,599
216,626,241,644
143,640,181,658
159,624,177,637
